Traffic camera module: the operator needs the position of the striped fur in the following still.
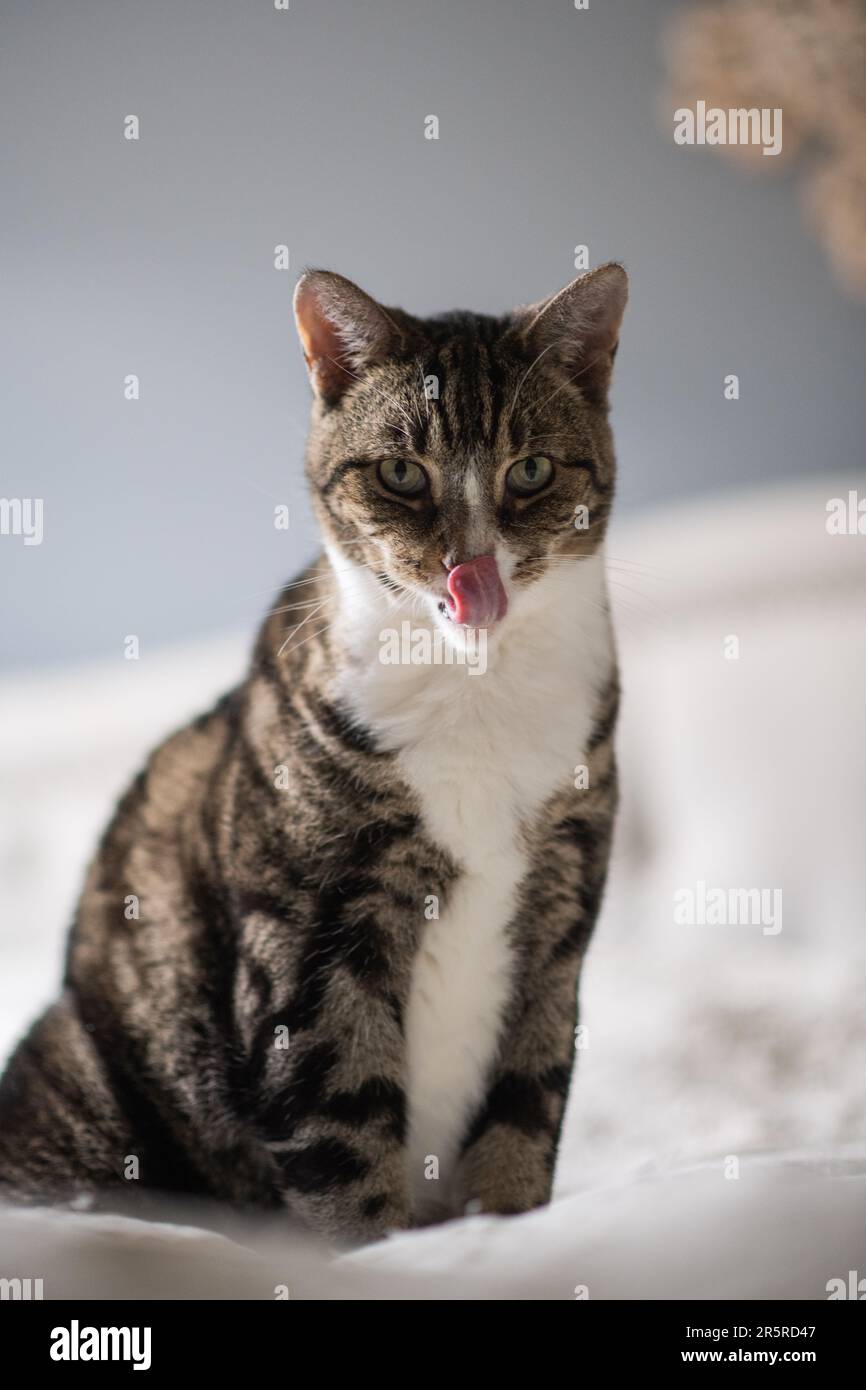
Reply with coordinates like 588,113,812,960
0,266,626,1240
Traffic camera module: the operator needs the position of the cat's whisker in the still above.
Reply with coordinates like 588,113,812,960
377,579,413,608
506,339,559,422
569,587,645,643
606,579,670,622
548,553,671,581
605,601,658,642
535,556,668,635
602,551,673,578
522,349,609,421
264,598,333,618
273,560,375,589
547,553,669,589
277,620,335,660
546,559,670,620
418,364,430,424
276,599,329,657
324,355,416,439
603,567,671,595
226,563,374,605
241,478,289,504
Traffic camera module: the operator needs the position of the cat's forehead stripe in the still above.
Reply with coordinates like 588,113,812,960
429,332,511,458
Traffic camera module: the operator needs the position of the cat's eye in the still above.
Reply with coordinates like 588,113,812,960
507,455,554,496
378,458,428,497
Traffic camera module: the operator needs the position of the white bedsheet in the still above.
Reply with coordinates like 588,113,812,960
2,475,864,1297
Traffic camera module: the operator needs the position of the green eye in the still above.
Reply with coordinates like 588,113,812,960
378,458,428,496
507,455,553,495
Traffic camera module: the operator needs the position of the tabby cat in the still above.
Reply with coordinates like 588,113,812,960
0,263,627,1240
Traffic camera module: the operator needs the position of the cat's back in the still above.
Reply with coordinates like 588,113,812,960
65,689,242,1008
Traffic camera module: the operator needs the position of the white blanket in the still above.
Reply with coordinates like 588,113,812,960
2,475,864,1297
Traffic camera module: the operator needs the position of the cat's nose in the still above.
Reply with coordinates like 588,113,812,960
444,554,508,628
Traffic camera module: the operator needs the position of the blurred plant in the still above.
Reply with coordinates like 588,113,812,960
663,0,866,300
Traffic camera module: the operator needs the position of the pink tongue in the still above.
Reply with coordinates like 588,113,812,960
446,555,508,627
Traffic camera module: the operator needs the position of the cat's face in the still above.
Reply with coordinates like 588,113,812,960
294,266,627,636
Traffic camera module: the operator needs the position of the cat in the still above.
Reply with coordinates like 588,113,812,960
0,263,626,1240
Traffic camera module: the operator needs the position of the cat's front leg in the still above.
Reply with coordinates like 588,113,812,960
268,1106,410,1243
250,1013,413,1241
454,787,616,1218
453,955,582,1217
236,907,417,1242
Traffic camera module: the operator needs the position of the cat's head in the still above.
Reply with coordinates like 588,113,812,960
293,264,627,635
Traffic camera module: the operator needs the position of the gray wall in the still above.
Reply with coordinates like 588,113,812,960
2,0,864,672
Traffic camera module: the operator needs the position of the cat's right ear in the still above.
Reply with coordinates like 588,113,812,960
293,270,402,405
515,262,628,404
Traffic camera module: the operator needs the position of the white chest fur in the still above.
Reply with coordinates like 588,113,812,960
331,551,613,1219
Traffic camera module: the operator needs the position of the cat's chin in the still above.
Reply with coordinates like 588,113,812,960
436,600,502,636
431,601,504,653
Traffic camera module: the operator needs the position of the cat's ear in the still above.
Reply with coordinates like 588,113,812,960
515,262,628,403
293,270,402,404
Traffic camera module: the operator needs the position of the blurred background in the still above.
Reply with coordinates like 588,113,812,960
1,0,865,1295
1,0,865,672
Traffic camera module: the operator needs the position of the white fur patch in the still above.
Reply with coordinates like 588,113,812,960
329,547,613,1219
463,471,481,509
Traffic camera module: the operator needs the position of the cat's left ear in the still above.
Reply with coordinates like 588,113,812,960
515,262,628,403
293,269,403,405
